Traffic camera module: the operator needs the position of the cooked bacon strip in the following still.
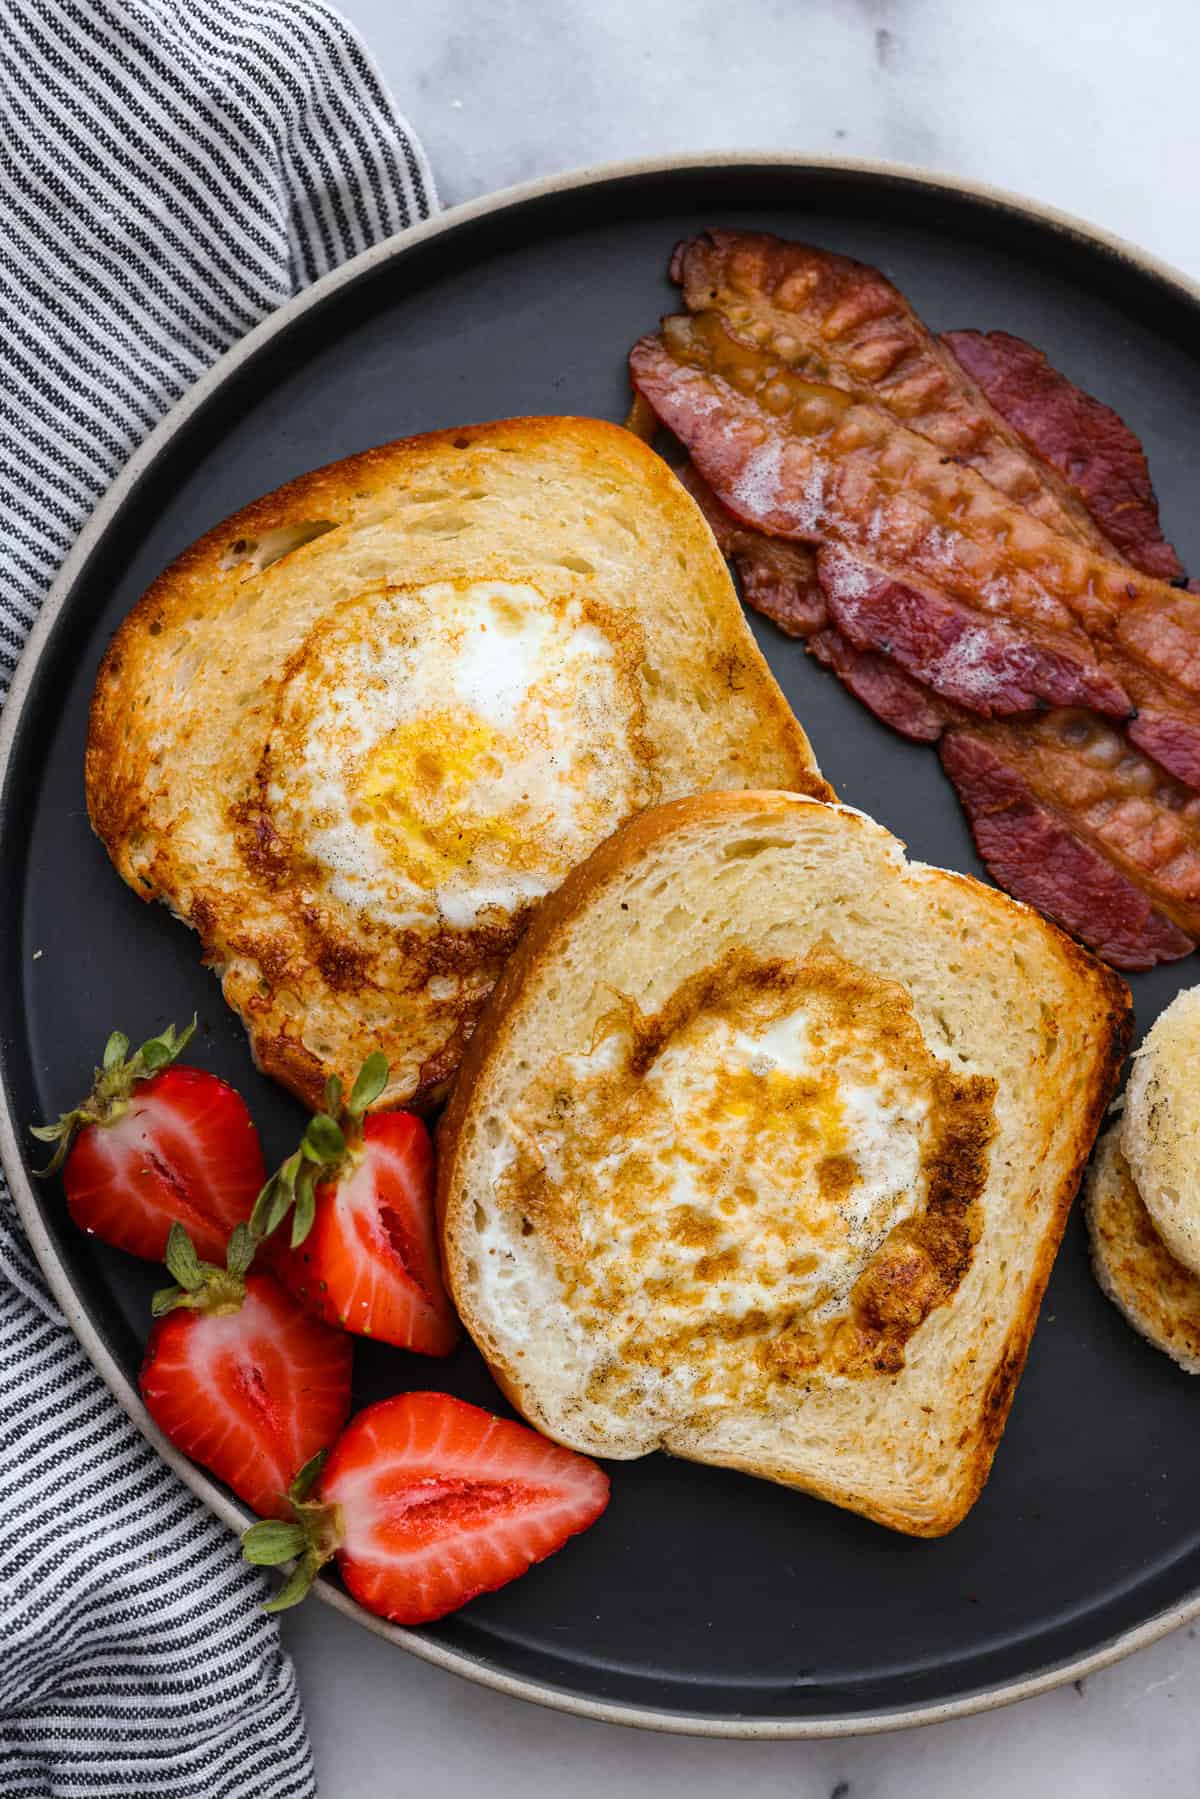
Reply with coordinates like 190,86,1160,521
942,330,1186,582
633,321,1128,676
715,322,1189,649
629,317,1200,785
676,466,1200,965
672,235,1193,702
677,462,826,635
680,464,961,740
817,544,1128,718
1126,712,1200,791
671,230,1115,552
941,717,1200,968
672,235,1191,745
807,629,962,742
651,239,1199,964
683,452,1124,719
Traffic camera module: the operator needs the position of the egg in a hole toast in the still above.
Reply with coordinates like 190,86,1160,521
87,418,827,1110
438,792,1129,1535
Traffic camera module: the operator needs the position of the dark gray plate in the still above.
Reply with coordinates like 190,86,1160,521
3,156,1200,1737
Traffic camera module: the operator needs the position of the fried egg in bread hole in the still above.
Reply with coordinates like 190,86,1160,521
489,946,996,1442
222,571,656,1103
255,574,655,933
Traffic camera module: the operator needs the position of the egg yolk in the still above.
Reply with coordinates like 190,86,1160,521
353,711,534,884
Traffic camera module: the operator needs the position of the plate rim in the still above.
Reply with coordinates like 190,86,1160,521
4,148,1200,1739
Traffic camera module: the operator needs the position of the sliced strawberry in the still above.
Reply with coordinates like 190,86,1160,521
33,1022,265,1264
274,1114,457,1355
140,1262,352,1523
242,1392,610,1623
254,1055,457,1356
64,1066,265,1264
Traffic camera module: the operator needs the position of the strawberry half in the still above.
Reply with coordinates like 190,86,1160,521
32,1021,265,1264
254,1056,457,1355
140,1224,353,1521
243,1392,610,1623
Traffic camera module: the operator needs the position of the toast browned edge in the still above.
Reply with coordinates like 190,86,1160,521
85,416,830,854
437,790,1131,1535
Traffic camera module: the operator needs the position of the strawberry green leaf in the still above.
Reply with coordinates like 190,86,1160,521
323,1074,343,1116
137,1016,196,1073
262,1552,321,1614
290,1176,317,1250
249,1172,281,1239
29,1114,84,1176
263,1178,295,1239
253,1151,302,1242
304,1114,344,1163
256,1097,352,1249
30,1018,202,1177
242,1520,308,1566
289,1449,327,1504
348,1052,388,1117
152,1222,247,1318
150,1282,185,1317
164,1223,204,1292
225,1222,256,1280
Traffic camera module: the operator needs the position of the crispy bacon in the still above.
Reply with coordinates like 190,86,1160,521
816,544,1129,719
672,238,1190,746
941,719,1200,968
807,629,962,742
633,323,1129,684
677,462,826,635
942,330,1186,582
645,235,1200,966
686,444,1126,717
670,230,1115,552
661,242,1200,753
629,317,1200,787
680,464,961,740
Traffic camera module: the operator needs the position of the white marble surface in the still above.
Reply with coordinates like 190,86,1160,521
356,0,1200,279
283,1,1200,1790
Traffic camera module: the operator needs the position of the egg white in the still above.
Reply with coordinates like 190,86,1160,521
565,997,929,1335
266,577,647,931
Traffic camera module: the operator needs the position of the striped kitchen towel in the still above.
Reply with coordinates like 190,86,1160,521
0,3,436,1793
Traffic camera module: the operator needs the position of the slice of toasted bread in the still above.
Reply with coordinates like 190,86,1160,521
1085,1125,1200,1374
87,418,827,1111
1122,987,1200,1276
438,792,1129,1536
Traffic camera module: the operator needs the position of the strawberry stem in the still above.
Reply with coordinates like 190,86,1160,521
241,1449,343,1612
250,1053,389,1251
151,1222,252,1318
30,1017,198,1176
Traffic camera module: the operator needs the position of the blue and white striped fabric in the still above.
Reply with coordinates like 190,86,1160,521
0,4,436,1791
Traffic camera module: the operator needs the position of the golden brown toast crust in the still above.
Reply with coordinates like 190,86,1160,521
438,792,1130,1535
88,419,829,1111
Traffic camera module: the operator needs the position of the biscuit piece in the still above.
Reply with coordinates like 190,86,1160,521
1086,1124,1200,1374
1123,987,1200,1276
